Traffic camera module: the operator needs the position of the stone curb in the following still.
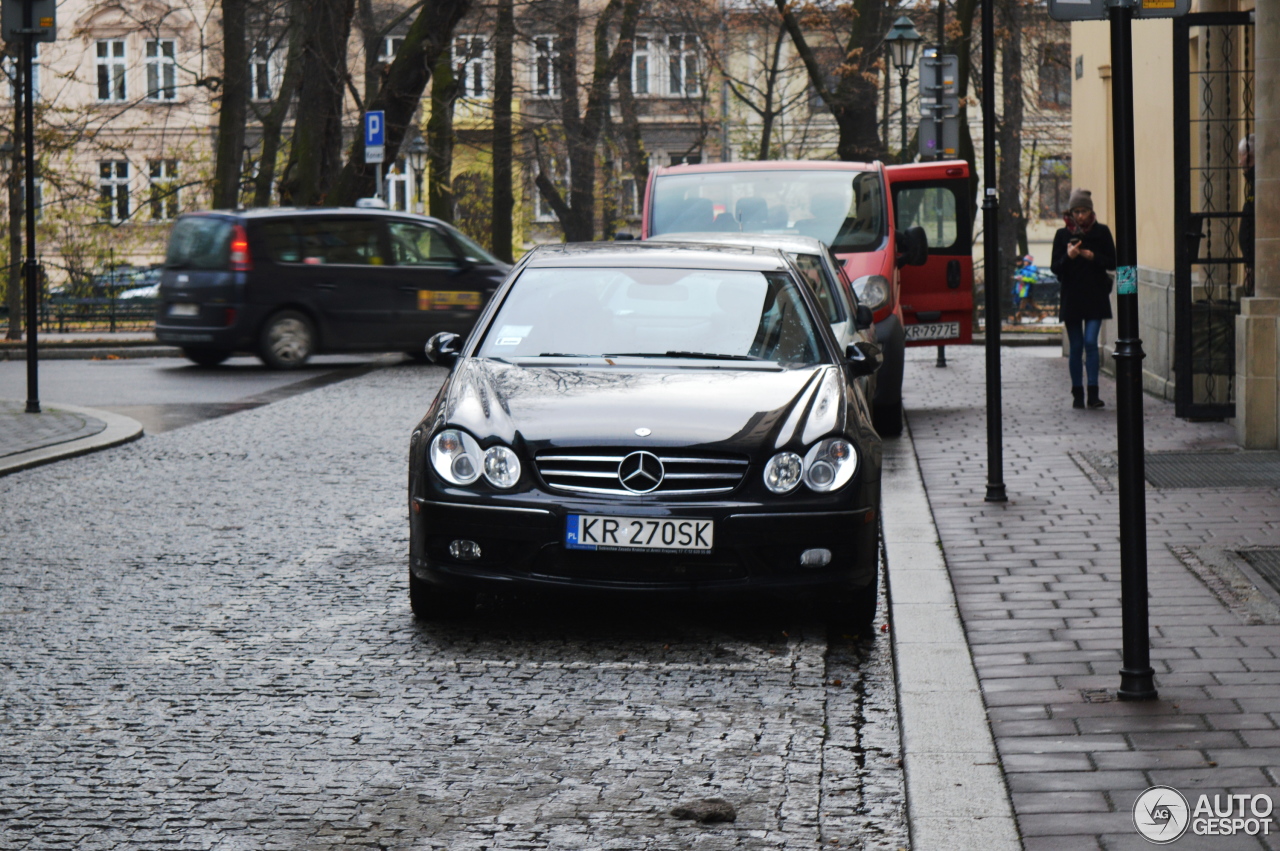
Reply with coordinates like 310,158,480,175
0,346,182,360
883,421,1024,850
0,403,144,476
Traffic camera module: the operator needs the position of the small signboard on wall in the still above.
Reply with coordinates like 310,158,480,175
1049,0,1188,21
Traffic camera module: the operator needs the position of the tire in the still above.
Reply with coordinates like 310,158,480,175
409,570,476,621
872,401,903,437
828,525,881,637
182,347,232,367
258,310,315,370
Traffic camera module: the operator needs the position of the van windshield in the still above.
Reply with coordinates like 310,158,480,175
650,169,886,253
165,217,233,270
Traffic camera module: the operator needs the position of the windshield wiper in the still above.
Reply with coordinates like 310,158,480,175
602,351,765,361
537,352,599,358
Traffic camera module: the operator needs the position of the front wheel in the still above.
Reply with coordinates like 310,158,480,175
409,570,476,621
182,347,232,367
258,310,315,370
872,402,903,437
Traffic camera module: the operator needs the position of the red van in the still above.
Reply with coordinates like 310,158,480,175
642,160,973,435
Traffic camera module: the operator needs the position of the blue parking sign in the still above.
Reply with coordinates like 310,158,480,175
364,111,385,146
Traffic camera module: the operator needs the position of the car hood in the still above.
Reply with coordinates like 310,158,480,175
437,358,848,454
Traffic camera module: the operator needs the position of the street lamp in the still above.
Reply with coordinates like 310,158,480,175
404,133,429,214
885,16,922,162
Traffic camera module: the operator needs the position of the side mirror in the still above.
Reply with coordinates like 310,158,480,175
895,226,929,268
425,331,463,366
845,340,883,377
854,304,875,330
613,231,636,241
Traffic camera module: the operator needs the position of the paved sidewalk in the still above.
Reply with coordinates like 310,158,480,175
0,399,142,475
0,331,179,360
902,345,1280,850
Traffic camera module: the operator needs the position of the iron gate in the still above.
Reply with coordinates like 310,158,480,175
1173,11,1253,419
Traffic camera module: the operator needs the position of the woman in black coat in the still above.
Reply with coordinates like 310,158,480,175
1051,189,1116,409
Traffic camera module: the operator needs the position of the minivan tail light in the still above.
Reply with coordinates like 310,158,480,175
945,167,963,176
230,225,252,271
223,307,237,327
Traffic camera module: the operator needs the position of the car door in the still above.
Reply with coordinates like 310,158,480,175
285,216,398,348
884,161,974,346
385,219,493,345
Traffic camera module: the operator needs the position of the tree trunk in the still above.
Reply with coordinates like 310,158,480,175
212,0,249,208
327,0,472,206
491,0,515,262
949,0,982,214
252,0,305,207
427,52,457,222
997,0,1025,319
278,0,356,206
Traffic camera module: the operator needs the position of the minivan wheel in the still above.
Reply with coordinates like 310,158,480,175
259,310,315,369
182,347,232,367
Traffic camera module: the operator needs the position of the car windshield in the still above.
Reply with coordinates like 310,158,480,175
477,266,825,365
650,169,886,253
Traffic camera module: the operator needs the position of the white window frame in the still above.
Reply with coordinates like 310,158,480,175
249,43,279,102
379,36,405,64
666,33,699,97
532,35,560,98
4,44,40,101
455,35,489,98
148,159,179,221
630,35,650,96
386,158,410,212
145,39,177,101
99,160,130,223
96,39,127,102
534,160,568,222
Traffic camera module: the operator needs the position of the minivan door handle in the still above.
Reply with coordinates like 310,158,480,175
311,282,336,291
398,286,420,292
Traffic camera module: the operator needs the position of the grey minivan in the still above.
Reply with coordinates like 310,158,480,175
155,208,511,368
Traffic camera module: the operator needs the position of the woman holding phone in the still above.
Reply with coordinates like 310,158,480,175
1051,188,1117,409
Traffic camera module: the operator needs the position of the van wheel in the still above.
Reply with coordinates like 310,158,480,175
182,347,231,367
259,310,315,369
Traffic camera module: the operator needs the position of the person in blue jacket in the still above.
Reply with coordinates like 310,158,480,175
1051,189,1116,409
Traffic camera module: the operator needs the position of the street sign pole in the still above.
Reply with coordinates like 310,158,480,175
982,0,1006,502
21,0,39,413
364,110,386,201
1109,0,1157,702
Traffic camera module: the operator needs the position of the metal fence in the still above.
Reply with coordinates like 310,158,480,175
0,298,158,333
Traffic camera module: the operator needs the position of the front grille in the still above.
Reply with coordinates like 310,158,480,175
535,449,750,496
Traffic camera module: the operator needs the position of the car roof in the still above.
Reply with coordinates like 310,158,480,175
521,241,792,271
652,160,881,176
648,232,835,256
178,208,454,226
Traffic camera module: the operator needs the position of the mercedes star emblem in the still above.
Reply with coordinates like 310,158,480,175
618,450,664,493
635,427,652,437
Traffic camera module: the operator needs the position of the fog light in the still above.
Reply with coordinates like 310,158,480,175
449,539,482,561
800,548,832,567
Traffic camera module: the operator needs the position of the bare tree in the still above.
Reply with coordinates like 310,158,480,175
491,0,515,261
212,0,248,207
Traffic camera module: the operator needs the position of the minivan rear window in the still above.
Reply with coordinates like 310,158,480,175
165,216,232,270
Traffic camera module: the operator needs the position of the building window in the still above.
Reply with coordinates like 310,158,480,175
631,36,650,95
97,40,127,102
4,44,40,101
455,35,488,97
620,177,640,218
386,158,410,211
1039,43,1071,108
669,152,702,166
533,35,559,97
534,161,568,221
667,34,699,97
249,43,278,101
99,160,130,222
380,36,405,64
145,39,177,101
149,160,179,220
1038,156,1072,218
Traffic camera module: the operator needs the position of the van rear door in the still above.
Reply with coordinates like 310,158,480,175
884,162,973,346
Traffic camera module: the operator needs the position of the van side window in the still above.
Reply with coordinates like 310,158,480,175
261,218,387,265
893,184,960,251
387,221,460,266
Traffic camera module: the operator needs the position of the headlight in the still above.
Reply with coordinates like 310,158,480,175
764,452,803,494
803,438,858,492
852,275,890,311
430,429,482,485
482,445,522,489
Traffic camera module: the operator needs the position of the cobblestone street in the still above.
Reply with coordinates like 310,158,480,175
0,363,907,850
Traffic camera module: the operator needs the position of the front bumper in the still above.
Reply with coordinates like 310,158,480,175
409,495,878,599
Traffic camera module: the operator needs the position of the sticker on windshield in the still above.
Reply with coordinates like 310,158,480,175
494,325,532,346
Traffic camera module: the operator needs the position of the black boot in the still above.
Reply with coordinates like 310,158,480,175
1072,386,1085,409
1087,386,1104,409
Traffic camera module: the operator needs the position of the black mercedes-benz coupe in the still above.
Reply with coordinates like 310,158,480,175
407,242,884,627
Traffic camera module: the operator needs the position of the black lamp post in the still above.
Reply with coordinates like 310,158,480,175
404,133,429,215
885,16,922,162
